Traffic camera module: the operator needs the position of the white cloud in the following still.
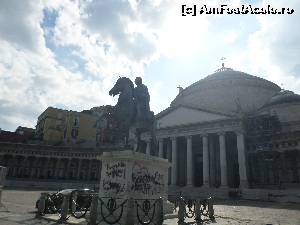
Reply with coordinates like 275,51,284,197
0,0,46,53
0,0,172,131
50,0,164,76
222,30,238,44
245,0,300,92
0,0,299,132
0,38,115,130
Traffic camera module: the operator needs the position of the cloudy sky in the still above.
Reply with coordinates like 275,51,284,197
0,0,299,131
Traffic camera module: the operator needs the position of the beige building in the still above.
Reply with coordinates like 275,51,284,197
36,107,97,147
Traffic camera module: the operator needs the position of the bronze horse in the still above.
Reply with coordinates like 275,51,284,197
109,77,136,143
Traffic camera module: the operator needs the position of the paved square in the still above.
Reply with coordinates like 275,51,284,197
1,189,300,225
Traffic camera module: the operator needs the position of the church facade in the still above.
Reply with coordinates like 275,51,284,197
141,66,300,195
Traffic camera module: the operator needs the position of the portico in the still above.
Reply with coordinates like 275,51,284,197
141,114,249,190
0,143,102,181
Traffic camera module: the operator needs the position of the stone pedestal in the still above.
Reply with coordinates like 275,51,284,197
98,150,171,225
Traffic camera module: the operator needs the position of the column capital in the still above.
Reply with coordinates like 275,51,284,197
200,133,208,138
235,130,245,135
170,136,177,141
157,137,164,142
217,131,226,136
185,135,192,140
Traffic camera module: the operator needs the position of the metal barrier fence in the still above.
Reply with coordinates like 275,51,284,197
37,189,94,223
135,198,163,225
88,195,164,225
174,196,215,225
36,191,215,225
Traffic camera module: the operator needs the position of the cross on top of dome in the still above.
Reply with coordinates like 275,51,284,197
215,57,233,73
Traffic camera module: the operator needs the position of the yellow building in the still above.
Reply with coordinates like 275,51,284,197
35,107,97,147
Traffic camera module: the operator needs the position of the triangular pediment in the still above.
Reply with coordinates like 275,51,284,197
156,106,231,128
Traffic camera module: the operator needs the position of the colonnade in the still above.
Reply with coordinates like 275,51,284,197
0,155,101,181
144,131,248,189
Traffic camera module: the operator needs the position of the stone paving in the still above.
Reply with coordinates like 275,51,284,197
0,189,300,225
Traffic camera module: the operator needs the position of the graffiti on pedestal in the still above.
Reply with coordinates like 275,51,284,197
102,161,126,195
105,162,126,178
131,162,164,195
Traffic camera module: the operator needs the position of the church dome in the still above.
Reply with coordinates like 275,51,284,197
262,90,300,108
171,67,281,114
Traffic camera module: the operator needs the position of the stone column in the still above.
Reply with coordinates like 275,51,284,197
146,140,151,155
87,160,92,181
12,157,18,177
30,157,37,178
55,158,61,179
34,157,41,179
43,157,50,178
186,135,193,186
236,131,248,188
202,134,209,187
65,158,72,179
77,159,82,180
158,138,164,158
35,157,42,179
22,156,29,178
219,132,228,187
167,139,172,185
171,137,177,186
96,161,101,179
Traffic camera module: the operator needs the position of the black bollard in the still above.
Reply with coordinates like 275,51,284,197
88,195,98,225
177,197,185,225
207,197,215,221
37,192,47,216
195,199,203,225
59,194,70,223
157,197,164,225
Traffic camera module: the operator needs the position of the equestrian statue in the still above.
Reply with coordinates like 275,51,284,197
108,76,155,150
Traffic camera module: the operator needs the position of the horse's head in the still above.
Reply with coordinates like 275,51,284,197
109,77,134,97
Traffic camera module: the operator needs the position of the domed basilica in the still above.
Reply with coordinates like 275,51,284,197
140,65,300,197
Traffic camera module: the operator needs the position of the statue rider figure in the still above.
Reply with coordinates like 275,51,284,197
133,77,150,127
